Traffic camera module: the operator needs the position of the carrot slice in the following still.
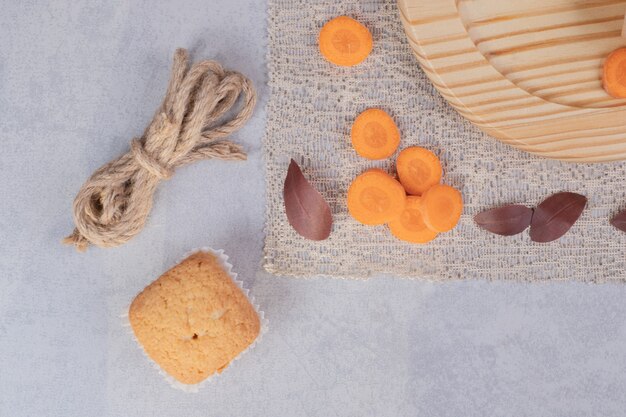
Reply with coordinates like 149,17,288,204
347,169,406,225
420,184,463,232
396,146,442,195
319,16,373,67
603,47,626,98
351,109,400,160
388,196,438,243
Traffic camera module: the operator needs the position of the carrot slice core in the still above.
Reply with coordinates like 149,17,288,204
332,29,361,55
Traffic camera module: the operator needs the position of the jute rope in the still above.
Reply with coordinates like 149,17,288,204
63,48,257,251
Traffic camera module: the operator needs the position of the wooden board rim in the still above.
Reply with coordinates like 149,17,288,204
398,0,626,162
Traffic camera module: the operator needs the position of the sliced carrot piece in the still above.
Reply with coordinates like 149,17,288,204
603,47,626,98
347,169,406,225
420,184,463,232
396,146,442,195
351,109,400,160
319,16,373,67
388,196,438,243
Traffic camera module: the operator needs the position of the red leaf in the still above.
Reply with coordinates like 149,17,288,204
474,205,533,236
283,159,332,241
529,192,586,243
610,210,626,232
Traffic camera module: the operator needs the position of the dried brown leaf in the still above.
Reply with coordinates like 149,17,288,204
610,210,626,232
283,159,332,241
474,205,533,236
529,192,587,243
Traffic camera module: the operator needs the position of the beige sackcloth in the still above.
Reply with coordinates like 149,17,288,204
263,0,626,282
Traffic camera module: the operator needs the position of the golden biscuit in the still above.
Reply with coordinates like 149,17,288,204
129,251,260,385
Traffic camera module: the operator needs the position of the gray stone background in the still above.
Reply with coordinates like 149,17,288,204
1,1,625,416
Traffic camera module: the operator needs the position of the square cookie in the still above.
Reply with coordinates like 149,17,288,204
129,251,260,385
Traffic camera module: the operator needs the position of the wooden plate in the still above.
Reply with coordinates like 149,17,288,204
398,0,626,162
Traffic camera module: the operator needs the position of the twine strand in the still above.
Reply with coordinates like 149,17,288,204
63,48,257,251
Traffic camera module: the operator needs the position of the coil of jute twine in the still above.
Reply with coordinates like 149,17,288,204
63,48,257,251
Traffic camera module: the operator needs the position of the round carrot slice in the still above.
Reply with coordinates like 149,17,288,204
603,47,626,98
319,16,373,67
347,169,406,225
388,196,438,244
420,184,463,232
396,146,442,195
351,109,400,160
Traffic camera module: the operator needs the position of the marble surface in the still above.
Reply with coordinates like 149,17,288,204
1,1,625,416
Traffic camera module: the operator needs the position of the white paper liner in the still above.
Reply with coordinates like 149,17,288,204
122,247,268,393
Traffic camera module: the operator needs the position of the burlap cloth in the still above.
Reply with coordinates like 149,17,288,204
263,0,626,282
